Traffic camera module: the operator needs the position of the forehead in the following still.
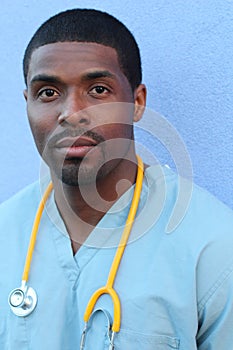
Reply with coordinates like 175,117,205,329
27,42,125,84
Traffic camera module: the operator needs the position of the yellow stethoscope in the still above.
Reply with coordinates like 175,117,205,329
8,155,144,349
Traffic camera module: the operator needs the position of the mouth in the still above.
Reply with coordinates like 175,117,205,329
55,136,98,159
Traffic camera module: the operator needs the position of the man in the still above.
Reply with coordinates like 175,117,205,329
1,9,233,350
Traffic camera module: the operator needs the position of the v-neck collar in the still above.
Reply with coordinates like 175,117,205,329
41,165,161,285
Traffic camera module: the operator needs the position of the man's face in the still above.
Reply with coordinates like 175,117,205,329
24,42,145,185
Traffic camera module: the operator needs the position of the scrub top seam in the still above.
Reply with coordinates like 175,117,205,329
197,258,233,312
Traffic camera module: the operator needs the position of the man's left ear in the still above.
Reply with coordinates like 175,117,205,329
133,84,147,122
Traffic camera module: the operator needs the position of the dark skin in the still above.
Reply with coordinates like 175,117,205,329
24,42,147,253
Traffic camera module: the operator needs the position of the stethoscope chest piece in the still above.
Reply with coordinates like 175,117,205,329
8,283,37,317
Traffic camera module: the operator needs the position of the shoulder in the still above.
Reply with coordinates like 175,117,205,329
145,165,233,270
145,164,233,234
0,180,52,256
0,181,41,224
148,165,233,300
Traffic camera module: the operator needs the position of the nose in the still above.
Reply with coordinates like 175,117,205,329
58,94,90,126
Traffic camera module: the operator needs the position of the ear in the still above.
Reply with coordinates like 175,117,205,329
133,84,147,122
23,89,28,101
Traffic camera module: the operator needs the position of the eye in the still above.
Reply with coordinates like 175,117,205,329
38,88,59,100
89,85,110,97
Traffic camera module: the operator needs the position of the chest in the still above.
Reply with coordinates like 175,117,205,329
0,217,199,350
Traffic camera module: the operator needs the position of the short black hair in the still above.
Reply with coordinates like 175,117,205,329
23,9,142,91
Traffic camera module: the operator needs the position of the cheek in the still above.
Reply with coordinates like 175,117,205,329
28,121,47,155
98,124,134,161
27,108,55,154
94,106,134,141
102,124,133,140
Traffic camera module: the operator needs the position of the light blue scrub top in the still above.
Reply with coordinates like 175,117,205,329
1,165,233,349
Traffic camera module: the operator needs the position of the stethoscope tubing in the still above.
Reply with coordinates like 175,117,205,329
83,155,144,333
22,182,53,283
9,156,144,348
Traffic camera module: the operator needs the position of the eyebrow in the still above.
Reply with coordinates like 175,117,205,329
29,70,116,87
80,70,115,81
29,74,63,86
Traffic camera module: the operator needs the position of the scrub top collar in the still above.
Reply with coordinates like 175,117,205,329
40,163,167,264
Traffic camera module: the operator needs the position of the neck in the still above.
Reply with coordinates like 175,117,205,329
51,155,139,253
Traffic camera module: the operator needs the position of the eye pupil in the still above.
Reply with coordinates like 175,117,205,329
45,89,54,97
95,86,105,94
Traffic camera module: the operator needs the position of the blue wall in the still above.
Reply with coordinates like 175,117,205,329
0,0,233,208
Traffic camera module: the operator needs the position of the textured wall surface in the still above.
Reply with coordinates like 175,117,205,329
0,0,232,208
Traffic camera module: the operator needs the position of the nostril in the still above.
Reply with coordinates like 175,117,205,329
58,114,66,124
79,116,89,124
57,112,90,126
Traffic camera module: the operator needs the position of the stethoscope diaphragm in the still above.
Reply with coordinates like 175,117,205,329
8,283,37,317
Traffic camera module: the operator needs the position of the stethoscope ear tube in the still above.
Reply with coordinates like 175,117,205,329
80,308,114,350
8,281,37,317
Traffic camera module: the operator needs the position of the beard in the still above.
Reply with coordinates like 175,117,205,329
59,153,108,186
46,142,110,186
41,125,134,187
41,128,106,186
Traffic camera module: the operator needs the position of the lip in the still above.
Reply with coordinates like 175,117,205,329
55,136,98,148
54,136,98,158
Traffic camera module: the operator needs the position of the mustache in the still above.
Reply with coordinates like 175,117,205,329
47,128,106,147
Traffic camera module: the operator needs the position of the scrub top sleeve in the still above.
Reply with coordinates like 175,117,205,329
196,261,233,349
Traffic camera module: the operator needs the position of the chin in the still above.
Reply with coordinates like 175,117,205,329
59,163,107,187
